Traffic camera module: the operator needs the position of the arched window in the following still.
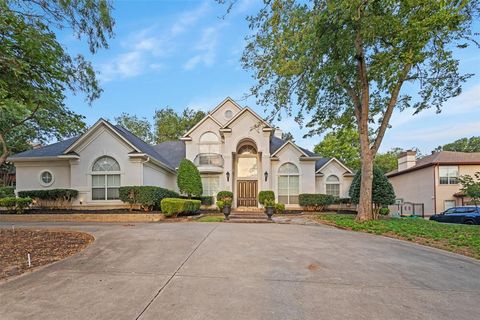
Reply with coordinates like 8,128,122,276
238,144,257,155
92,156,121,200
278,163,299,204
199,132,220,154
325,175,340,197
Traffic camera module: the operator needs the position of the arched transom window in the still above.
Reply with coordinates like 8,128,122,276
325,175,340,197
92,156,121,200
278,163,299,204
199,132,220,154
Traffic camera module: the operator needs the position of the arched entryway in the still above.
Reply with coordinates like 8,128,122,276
235,139,259,207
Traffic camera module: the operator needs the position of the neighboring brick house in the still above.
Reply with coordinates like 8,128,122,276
386,150,480,215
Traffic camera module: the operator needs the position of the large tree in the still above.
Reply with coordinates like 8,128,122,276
436,136,480,153
242,0,478,221
314,127,361,170
154,108,206,143
115,113,154,143
0,0,114,166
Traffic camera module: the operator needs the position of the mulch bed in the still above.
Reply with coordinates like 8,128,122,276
0,228,94,280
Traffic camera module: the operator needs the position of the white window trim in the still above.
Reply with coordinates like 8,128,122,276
439,166,459,185
325,175,341,197
39,170,54,187
277,162,300,205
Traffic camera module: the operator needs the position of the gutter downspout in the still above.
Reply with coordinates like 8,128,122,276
141,156,150,185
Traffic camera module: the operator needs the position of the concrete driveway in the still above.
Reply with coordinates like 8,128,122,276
1,222,480,320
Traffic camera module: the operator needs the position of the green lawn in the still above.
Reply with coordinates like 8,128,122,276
315,214,480,259
196,215,224,222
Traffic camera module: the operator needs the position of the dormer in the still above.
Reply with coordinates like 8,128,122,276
209,97,243,125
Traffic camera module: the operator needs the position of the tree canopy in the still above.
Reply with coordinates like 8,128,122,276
154,108,206,143
458,173,480,206
242,0,479,220
0,0,114,166
435,137,480,153
115,113,154,144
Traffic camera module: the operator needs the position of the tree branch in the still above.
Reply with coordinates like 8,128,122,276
335,75,361,122
371,63,412,155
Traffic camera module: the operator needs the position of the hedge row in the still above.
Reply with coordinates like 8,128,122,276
299,194,335,211
181,196,213,206
18,189,79,201
119,186,179,211
0,197,32,214
0,186,15,198
160,198,201,217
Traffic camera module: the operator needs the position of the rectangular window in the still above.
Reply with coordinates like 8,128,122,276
92,174,120,200
444,200,456,210
202,176,220,197
326,184,340,197
439,166,458,185
278,175,299,204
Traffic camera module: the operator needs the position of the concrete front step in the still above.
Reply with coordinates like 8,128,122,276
233,207,264,213
226,218,272,223
229,214,267,219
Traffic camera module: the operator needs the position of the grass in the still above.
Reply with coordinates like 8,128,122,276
314,214,480,259
196,215,224,222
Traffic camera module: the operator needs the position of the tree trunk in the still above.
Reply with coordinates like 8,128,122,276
0,133,10,168
356,126,374,221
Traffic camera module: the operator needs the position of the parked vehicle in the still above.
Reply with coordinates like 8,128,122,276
429,206,480,225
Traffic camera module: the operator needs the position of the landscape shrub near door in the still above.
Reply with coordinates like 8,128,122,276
119,186,179,211
161,198,201,217
217,191,233,201
180,195,213,206
18,189,78,208
258,190,275,205
299,194,334,211
0,197,32,213
0,186,15,198
177,159,203,197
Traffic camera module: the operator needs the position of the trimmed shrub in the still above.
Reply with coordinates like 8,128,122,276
258,190,275,205
0,197,32,214
275,203,286,214
0,186,15,198
334,197,352,204
17,189,78,208
161,198,201,217
379,207,390,216
264,199,275,207
177,159,203,197
217,191,233,201
119,186,179,211
216,200,224,212
299,194,334,211
180,195,214,206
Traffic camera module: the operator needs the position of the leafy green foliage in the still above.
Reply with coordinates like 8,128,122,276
115,113,154,143
316,214,480,259
281,131,295,142
458,173,480,206
374,148,405,174
0,196,32,213
160,198,201,217
154,108,206,143
263,199,275,207
18,189,78,201
299,194,335,211
436,136,480,153
275,202,286,214
177,159,203,197
349,167,396,208
0,1,114,165
216,200,224,212
118,186,179,211
242,0,478,220
217,191,233,201
379,207,390,216
258,190,275,205
0,186,15,198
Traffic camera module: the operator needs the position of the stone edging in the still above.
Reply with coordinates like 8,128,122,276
0,213,165,223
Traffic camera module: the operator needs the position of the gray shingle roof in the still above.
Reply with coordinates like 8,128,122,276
8,136,80,159
152,141,186,169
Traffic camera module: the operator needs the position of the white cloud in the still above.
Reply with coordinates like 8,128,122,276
183,26,221,70
98,51,144,82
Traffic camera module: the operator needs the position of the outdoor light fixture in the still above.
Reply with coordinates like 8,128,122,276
226,171,230,182
264,171,268,182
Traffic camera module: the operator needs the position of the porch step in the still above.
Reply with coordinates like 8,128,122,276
232,207,264,213
226,218,272,223
227,210,271,223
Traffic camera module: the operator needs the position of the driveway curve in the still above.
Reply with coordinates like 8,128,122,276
1,222,479,320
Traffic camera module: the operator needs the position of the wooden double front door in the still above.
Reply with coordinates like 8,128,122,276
237,180,258,207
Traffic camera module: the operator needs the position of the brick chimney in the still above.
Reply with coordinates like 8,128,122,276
397,150,416,171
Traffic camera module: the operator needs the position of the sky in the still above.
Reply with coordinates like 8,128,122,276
63,0,480,154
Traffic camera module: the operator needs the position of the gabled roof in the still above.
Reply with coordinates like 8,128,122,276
181,114,222,139
9,119,177,173
315,157,354,174
271,140,309,157
9,136,80,160
209,96,243,115
386,151,480,177
221,107,272,129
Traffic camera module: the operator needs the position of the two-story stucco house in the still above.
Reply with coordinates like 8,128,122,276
9,97,354,209
387,150,480,215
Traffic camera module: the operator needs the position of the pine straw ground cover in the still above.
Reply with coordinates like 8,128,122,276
0,228,94,280
314,214,480,260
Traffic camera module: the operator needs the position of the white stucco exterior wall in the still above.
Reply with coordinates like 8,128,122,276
15,160,71,191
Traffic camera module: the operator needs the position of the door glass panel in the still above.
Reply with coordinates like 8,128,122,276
237,158,257,178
